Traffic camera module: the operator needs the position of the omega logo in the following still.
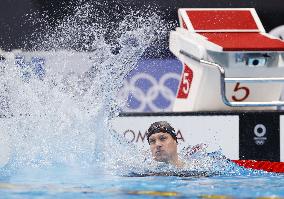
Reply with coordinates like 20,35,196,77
253,124,267,145
123,129,185,143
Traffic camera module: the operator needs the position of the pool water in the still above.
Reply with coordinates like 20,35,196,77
0,166,284,199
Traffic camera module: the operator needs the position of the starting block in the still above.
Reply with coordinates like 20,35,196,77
169,8,284,111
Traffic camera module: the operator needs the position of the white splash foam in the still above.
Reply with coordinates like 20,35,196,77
0,2,168,171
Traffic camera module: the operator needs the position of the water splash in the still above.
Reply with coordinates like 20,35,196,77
0,1,275,178
119,144,277,177
0,2,167,172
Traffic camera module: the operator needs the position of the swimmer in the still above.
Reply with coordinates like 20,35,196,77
127,121,219,177
147,121,185,168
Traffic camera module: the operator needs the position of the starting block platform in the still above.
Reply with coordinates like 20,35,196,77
170,8,284,111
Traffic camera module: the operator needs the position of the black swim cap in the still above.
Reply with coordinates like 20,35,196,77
147,121,177,144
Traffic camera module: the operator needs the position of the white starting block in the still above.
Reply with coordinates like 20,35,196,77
170,8,284,111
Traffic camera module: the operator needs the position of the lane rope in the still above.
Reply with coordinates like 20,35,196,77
232,160,284,173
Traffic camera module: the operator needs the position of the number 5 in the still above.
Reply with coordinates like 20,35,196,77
182,73,189,94
232,82,250,102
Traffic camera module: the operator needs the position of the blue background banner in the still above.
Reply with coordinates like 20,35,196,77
119,59,182,112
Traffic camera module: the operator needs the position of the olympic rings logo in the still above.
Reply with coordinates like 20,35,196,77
118,72,180,112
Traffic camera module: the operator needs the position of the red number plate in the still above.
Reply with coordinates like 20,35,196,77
177,64,193,99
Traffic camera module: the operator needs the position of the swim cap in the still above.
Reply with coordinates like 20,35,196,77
147,121,177,144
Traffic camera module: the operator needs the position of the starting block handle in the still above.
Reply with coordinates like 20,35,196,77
225,77,284,83
180,50,284,107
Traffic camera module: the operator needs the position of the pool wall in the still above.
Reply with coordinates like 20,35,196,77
112,111,284,163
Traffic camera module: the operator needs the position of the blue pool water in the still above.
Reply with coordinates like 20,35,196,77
0,166,284,198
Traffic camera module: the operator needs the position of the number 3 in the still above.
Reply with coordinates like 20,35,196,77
232,82,250,102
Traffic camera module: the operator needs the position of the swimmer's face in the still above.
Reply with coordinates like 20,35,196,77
149,132,177,163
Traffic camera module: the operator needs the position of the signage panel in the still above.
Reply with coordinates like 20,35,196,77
111,115,239,159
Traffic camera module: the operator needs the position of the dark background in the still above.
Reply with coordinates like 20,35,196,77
0,0,284,57
239,112,280,161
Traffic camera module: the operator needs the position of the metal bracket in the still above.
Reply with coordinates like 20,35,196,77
180,50,284,107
